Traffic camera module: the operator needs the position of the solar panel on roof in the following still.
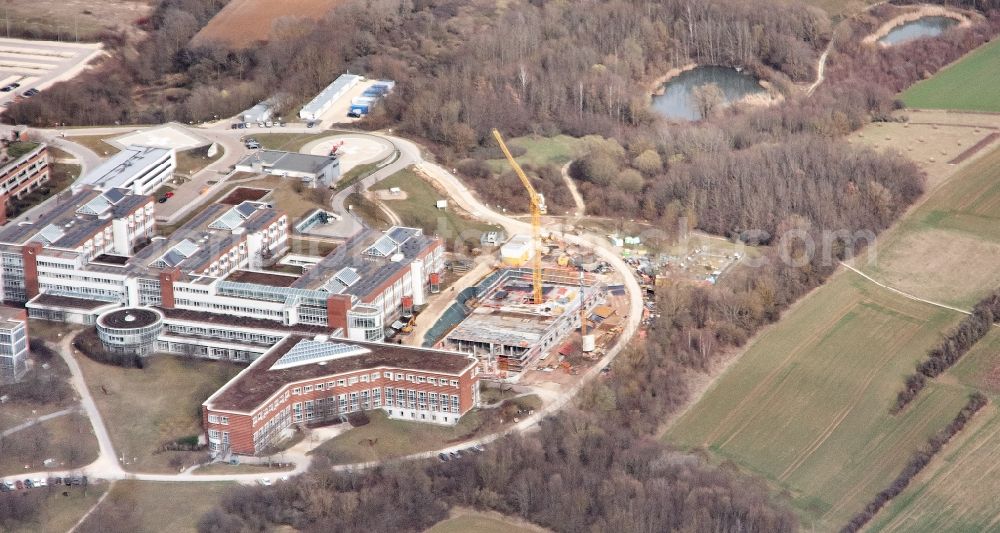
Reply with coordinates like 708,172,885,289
235,202,258,217
174,239,199,257
323,278,347,294
77,195,111,216
103,188,126,204
366,235,397,257
209,209,245,230
270,340,369,370
36,224,66,244
334,267,360,287
387,227,417,244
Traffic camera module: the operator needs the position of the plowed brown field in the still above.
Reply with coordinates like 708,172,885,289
191,0,342,49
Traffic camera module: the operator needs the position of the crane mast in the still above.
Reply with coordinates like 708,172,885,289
492,129,544,305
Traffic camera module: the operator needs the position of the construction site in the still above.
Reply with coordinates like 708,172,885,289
415,130,628,384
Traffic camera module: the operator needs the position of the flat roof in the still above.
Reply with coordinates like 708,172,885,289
236,150,338,177
292,226,437,297
98,308,160,329
446,309,553,347
0,188,150,248
160,307,332,335
0,304,25,323
300,74,362,115
79,145,172,191
207,335,476,412
225,270,300,287
26,294,117,311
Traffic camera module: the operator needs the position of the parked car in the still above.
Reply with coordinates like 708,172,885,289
34,478,46,488
258,478,272,486
245,141,261,150
63,477,72,485
0,85,14,92
23,479,32,488
438,452,450,462
473,444,485,452
0,483,9,493
306,121,316,128
230,123,239,130
158,196,168,203
21,88,38,98
15,480,23,490
165,191,174,198
50,477,61,486
81,476,87,486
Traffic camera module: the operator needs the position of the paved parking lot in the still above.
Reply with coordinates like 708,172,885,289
316,79,385,127
0,37,102,101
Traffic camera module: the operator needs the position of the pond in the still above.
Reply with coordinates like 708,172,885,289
651,66,765,121
879,16,958,46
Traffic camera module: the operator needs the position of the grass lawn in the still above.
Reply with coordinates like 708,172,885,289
6,483,108,533
192,462,293,475
80,480,232,533
76,353,241,473
902,38,1000,112
348,192,393,230
253,132,332,152
5,163,80,220
174,145,224,177
68,135,119,156
0,412,98,476
314,396,541,464
485,134,580,173
373,166,499,246
862,143,1000,308
240,176,327,220
664,271,971,530
334,161,380,191
427,509,547,533
288,237,339,257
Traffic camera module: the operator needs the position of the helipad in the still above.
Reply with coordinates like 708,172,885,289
302,134,393,173
110,123,211,151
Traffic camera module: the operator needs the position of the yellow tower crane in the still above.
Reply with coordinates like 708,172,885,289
492,129,544,305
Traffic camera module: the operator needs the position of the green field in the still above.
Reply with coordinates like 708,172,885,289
314,396,540,464
665,271,971,529
77,354,241,473
863,144,1000,308
485,134,580,173
867,329,1000,531
7,484,108,533
373,166,499,246
902,38,1000,112
427,511,545,533
80,481,232,533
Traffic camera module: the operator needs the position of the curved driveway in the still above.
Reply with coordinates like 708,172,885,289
4,122,642,483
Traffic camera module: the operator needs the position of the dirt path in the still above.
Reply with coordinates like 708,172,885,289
408,259,495,347
561,162,585,220
840,262,973,316
0,405,79,438
806,45,831,95
68,482,113,533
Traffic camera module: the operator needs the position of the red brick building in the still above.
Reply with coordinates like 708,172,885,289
202,335,480,456
0,142,49,224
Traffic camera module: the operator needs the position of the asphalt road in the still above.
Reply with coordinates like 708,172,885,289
1,121,643,484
